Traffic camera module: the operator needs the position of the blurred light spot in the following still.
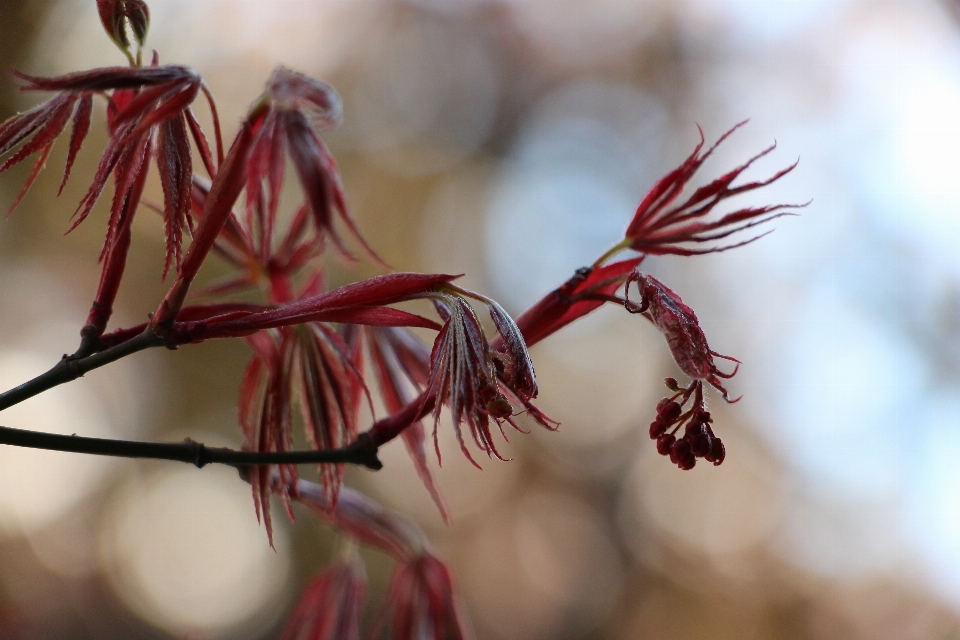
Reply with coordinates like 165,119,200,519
531,311,662,448
898,79,960,202
839,13,960,273
27,509,100,579
776,285,924,498
508,0,659,68
682,0,856,44
513,491,623,629
339,16,499,175
486,166,632,310
99,466,290,636
484,80,664,310
0,268,148,538
363,413,519,530
461,491,622,639
904,392,960,609
777,490,905,581
622,432,785,563
419,165,495,282
0,349,119,536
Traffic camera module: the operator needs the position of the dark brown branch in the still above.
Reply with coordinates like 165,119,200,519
0,328,166,412
0,326,386,470
0,425,383,470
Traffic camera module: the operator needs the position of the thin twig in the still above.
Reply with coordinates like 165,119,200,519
0,325,389,470
0,425,383,470
0,328,167,412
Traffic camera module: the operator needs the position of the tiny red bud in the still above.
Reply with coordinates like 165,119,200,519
664,377,680,391
657,400,682,423
656,433,675,456
684,420,705,437
705,437,726,465
649,420,667,439
671,438,696,469
689,431,712,457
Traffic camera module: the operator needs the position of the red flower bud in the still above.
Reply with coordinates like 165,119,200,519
657,400,682,423
649,419,667,440
656,433,676,456
705,437,726,466
671,438,696,470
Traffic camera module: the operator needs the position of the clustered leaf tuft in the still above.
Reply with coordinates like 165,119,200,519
0,1,803,632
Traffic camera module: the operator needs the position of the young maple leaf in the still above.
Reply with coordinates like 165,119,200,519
246,66,384,266
350,325,449,522
96,0,150,61
621,120,801,258
239,330,298,547
279,560,365,640
0,64,221,279
238,320,369,544
290,479,473,640
374,554,473,640
294,321,366,509
422,292,555,468
186,177,325,300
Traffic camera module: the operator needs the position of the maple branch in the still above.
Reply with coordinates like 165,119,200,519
0,328,167,412
0,425,383,470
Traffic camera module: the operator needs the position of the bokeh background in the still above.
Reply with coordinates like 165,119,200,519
1,0,959,637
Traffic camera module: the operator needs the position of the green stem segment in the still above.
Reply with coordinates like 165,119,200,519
591,238,632,270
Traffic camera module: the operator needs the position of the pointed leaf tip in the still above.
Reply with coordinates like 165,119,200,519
97,0,150,52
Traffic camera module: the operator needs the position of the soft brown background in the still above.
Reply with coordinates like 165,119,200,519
2,0,960,638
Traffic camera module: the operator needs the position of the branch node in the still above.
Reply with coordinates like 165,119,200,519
182,437,208,468
352,432,383,471
63,356,85,380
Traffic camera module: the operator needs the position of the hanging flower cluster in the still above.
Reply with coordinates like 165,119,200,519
0,0,802,632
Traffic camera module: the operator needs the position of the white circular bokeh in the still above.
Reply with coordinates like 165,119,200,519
99,465,291,636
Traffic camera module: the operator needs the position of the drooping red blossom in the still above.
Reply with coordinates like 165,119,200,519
625,270,739,400
373,554,473,640
620,270,738,469
648,378,726,469
622,121,800,258
279,560,366,640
